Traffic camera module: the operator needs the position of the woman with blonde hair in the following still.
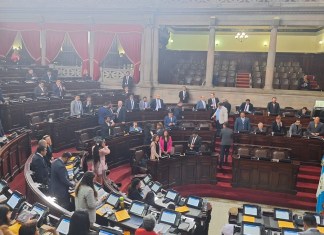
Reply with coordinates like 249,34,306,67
150,134,161,160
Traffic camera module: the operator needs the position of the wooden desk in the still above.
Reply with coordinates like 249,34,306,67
232,157,299,194
147,156,217,188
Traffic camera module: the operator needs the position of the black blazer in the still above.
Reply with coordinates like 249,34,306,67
52,84,65,97
101,123,114,138
122,76,134,89
272,121,285,134
239,102,254,113
187,135,202,152
207,97,220,110
223,102,231,114
125,99,138,111
34,86,48,97
30,153,49,185
267,102,280,115
179,91,189,103
150,99,165,111
83,102,94,114
50,159,73,200
115,106,126,123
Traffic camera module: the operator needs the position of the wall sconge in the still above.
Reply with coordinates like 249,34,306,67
319,41,323,45
168,39,174,43
119,52,125,57
215,40,220,46
263,42,268,47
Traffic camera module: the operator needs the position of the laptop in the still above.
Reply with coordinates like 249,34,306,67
281,228,301,235
185,195,203,217
150,181,162,194
98,227,123,235
6,191,24,210
154,209,181,234
31,203,48,222
56,215,71,235
162,189,180,204
122,201,148,228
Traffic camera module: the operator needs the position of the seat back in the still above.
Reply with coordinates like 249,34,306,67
134,150,144,162
80,133,90,142
173,145,184,155
272,150,286,160
254,148,269,159
237,147,250,157
31,116,42,125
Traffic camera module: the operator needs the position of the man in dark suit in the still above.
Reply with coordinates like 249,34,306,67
125,94,138,112
30,146,49,185
51,79,65,97
253,122,267,134
271,115,285,135
234,112,251,133
83,96,94,114
207,93,219,111
307,117,324,136
122,71,134,90
98,102,111,125
220,122,233,169
34,81,48,97
25,68,37,80
150,95,165,111
187,132,202,152
101,116,115,139
50,152,74,210
267,97,280,116
164,112,177,129
173,102,183,120
178,86,189,103
115,100,126,123
223,99,231,114
239,99,254,114
289,119,303,136
299,214,322,235
43,70,55,83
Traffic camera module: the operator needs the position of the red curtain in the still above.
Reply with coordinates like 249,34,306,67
68,31,89,76
93,32,115,81
0,30,17,58
20,30,41,62
45,30,66,63
117,33,142,83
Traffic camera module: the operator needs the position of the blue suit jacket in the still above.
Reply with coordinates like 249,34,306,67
234,117,251,132
50,159,73,200
196,100,207,110
98,107,111,125
164,116,177,128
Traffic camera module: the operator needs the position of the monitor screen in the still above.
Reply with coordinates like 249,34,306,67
274,209,290,221
314,214,321,225
56,218,70,235
165,191,178,201
151,183,160,193
143,175,151,184
106,194,119,208
187,196,200,208
129,202,145,216
99,230,116,235
160,210,177,225
242,223,261,235
31,205,45,221
282,229,300,235
7,193,20,209
243,205,258,217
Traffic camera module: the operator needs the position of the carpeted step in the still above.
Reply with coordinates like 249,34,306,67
296,192,317,203
299,166,321,177
109,164,132,184
216,173,232,183
296,182,317,194
297,174,320,184
119,175,132,193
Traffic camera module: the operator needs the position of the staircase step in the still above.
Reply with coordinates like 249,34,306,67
216,173,232,183
110,164,132,183
296,182,317,193
299,166,321,177
297,174,320,184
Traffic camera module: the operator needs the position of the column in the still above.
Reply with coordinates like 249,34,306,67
89,31,95,80
152,26,159,86
140,25,153,86
40,29,46,66
205,25,216,87
264,18,280,90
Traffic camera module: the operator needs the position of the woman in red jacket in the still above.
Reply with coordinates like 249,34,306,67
159,130,173,156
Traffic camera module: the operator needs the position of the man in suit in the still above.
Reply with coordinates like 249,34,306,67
122,71,134,90
98,102,111,125
43,70,54,83
30,146,49,185
223,99,231,114
211,102,228,136
139,96,150,111
173,102,183,120
52,79,66,97
187,132,202,152
70,95,83,117
164,112,177,130
272,115,285,135
196,96,207,110
234,112,251,133
179,86,189,103
125,94,137,112
289,119,303,136
34,81,48,97
101,116,115,138
25,68,37,80
220,122,233,169
239,99,254,114
299,214,322,235
50,152,74,210
115,100,126,124
150,94,164,111
267,97,281,116
307,117,324,136
207,93,219,111
129,121,142,133
253,122,267,134
83,96,94,114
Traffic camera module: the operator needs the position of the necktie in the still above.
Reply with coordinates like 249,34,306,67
244,105,248,112
191,136,196,146
131,100,134,109
212,99,216,107
144,102,147,108
315,123,318,128
202,101,205,109
170,117,172,123
126,77,128,85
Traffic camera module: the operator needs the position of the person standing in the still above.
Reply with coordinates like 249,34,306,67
92,139,110,184
234,112,251,133
70,95,83,117
122,71,134,91
207,93,219,111
52,79,66,97
43,135,53,169
139,96,150,110
267,97,280,116
30,146,49,185
211,102,228,136
179,86,189,103
150,134,161,160
83,96,94,114
219,122,233,169
150,95,164,111
115,100,126,124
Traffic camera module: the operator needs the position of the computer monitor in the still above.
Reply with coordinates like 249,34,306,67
142,175,152,185
241,222,263,235
56,216,71,235
94,182,102,192
106,193,120,208
128,201,147,217
158,209,181,227
150,182,162,194
274,208,292,221
31,203,48,222
6,191,23,210
165,190,179,202
281,228,300,235
98,227,123,235
185,195,203,209
243,204,261,217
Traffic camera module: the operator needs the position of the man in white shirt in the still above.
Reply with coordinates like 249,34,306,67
211,102,228,136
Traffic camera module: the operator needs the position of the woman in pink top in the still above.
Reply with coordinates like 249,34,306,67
92,139,110,184
159,130,173,155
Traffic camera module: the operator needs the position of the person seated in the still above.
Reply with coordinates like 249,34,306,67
155,122,164,137
150,94,164,111
42,135,53,169
299,214,321,235
67,210,97,235
299,75,310,90
125,94,137,112
271,115,285,135
82,69,92,80
179,86,189,103
19,219,59,235
289,119,303,136
25,68,37,80
173,102,183,120
239,99,254,114
129,121,142,133
52,79,66,97
128,178,143,201
34,81,48,97
83,96,94,114
0,204,18,235
267,97,280,116
139,96,150,110
196,96,207,110
234,112,251,133
297,107,311,118
150,134,161,160
223,99,231,114
164,112,177,129
143,191,159,210
159,130,172,156
101,116,115,138
307,117,324,136
207,93,219,111
135,214,158,235
253,122,267,134
43,70,55,83
187,132,202,152
30,145,49,185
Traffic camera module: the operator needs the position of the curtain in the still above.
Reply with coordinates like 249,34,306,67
117,33,142,83
20,30,41,62
0,30,17,58
68,31,89,76
45,30,66,63
93,32,115,81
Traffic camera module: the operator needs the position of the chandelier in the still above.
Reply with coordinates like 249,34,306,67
235,32,248,42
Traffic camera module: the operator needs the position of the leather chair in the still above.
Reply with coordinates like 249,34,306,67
253,148,269,159
198,123,210,130
78,133,91,150
218,76,227,87
280,78,289,89
173,145,184,155
132,150,147,174
271,150,287,161
180,122,195,130
273,78,280,89
31,116,42,125
237,147,250,157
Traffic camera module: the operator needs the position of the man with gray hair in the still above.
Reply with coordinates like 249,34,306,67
135,214,158,235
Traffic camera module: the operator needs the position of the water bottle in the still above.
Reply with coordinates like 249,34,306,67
119,196,125,210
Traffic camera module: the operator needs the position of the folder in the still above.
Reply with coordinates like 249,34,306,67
278,220,294,228
243,215,255,222
175,206,190,213
96,204,113,216
317,226,324,233
115,209,130,222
